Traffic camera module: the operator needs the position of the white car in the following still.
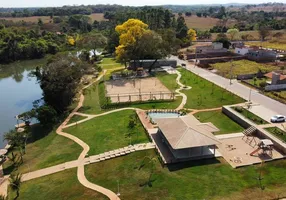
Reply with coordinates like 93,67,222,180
270,115,286,123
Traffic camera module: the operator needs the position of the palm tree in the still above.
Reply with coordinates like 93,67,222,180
9,152,21,168
138,156,157,187
9,173,22,200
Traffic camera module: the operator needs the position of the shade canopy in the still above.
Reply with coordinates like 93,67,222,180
154,116,220,150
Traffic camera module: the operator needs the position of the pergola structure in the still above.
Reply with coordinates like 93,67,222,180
154,116,220,162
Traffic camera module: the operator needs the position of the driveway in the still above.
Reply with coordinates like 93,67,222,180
169,56,286,121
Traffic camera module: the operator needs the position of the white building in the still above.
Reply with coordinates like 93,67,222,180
235,47,249,55
195,42,227,54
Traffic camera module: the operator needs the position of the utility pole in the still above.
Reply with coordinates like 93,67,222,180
229,59,234,85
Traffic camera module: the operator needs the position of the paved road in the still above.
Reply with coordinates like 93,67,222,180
170,56,286,121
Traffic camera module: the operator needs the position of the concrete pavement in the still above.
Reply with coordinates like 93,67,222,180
171,55,286,121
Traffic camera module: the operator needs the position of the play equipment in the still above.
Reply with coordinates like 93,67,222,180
250,139,274,157
242,126,257,146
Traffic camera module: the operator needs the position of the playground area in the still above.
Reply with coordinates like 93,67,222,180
216,132,285,168
105,77,174,103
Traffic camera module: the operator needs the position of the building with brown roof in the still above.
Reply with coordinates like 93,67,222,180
154,115,220,162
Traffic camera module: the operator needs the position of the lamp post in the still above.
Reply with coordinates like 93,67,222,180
117,180,120,198
248,88,252,103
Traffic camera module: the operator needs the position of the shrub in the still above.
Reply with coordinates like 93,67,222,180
234,106,243,113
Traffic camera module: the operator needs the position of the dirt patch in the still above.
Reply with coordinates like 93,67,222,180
105,77,173,103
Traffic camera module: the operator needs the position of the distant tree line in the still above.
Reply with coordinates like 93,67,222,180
0,5,123,17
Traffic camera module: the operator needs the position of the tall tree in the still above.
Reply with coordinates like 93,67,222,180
9,173,22,200
77,32,107,60
187,28,197,41
258,25,271,41
176,13,188,39
38,55,89,112
227,28,239,40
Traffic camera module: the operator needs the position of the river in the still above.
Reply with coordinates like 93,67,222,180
0,59,46,148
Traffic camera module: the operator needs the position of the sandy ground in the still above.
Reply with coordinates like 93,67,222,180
105,77,173,103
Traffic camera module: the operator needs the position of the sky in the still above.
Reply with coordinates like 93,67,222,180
1,0,286,8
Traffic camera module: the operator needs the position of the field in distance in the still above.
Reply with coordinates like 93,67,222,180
0,13,106,23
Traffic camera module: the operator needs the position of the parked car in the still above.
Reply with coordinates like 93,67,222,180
270,115,286,123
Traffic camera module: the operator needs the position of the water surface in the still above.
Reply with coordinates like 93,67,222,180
0,59,45,147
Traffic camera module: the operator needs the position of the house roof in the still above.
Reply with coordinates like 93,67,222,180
264,72,286,80
154,115,220,150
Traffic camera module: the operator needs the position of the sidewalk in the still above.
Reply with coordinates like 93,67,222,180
170,56,286,120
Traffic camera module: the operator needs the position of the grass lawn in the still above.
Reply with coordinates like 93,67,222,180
178,68,244,109
64,110,150,156
86,149,286,200
99,57,123,70
245,77,269,88
210,60,279,79
156,72,179,91
194,110,244,134
79,82,104,114
265,127,286,142
3,124,81,174
67,114,88,125
79,71,182,114
232,106,269,125
8,168,107,200
246,41,286,51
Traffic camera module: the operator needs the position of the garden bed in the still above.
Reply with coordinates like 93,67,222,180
265,127,286,142
232,106,268,125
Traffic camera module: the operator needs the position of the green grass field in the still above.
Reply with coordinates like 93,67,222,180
66,115,88,125
99,57,123,70
79,82,104,114
8,168,107,200
265,127,286,142
79,70,182,114
3,125,81,174
232,106,268,125
194,110,244,134
178,68,244,109
86,149,286,200
64,110,150,156
210,60,279,79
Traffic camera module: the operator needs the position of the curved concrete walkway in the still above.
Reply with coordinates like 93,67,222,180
174,70,191,110
1,69,191,198
54,71,121,200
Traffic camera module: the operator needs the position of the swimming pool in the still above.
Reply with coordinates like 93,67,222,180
148,112,180,119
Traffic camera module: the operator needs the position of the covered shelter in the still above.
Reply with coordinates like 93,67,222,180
154,116,220,162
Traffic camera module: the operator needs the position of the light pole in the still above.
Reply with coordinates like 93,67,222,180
229,59,234,85
248,88,252,103
117,180,120,197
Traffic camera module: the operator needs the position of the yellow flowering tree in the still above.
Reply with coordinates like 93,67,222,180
187,29,197,42
67,36,75,46
115,19,148,63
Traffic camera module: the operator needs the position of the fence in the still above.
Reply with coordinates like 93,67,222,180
106,91,175,103
265,84,286,91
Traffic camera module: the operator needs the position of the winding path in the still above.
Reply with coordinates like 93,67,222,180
174,70,191,110
0,68,190,198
